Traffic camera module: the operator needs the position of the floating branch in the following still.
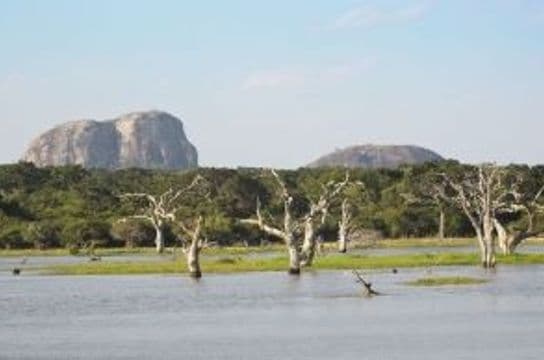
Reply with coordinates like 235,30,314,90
352,270,380,297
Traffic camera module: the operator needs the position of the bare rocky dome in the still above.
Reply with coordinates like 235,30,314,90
22,111,198,170
307,144,444,169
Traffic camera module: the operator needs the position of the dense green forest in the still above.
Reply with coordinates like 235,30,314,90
1,161,542,250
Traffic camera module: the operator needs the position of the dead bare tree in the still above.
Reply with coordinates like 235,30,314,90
493,184,544,255
300,172,351,266
242,197,301,274
241,169,301,274
168,179,213,277
241,169,351,273
177,215,212,278
440,165,517,268
119,175,205,254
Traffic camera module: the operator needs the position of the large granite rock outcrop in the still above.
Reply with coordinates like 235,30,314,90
22,111,198,170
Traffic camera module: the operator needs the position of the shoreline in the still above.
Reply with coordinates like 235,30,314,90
37,252,544,276
3,237,544,258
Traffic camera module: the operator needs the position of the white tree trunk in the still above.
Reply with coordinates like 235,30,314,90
300,218,316,267
484,240,496,268
438,209,445,240
493,219,510,255
154,225,164,254
338,221,348,253
473,227,487,267
482,214,496,268
338,199,351,253
287,244,301,275
186,240,202,278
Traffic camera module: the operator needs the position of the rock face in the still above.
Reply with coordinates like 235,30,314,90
22,111,198,170
307,144,443,169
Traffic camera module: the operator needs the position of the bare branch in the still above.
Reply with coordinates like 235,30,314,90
269,169,291,202
353,270,380,296
240,197,287,240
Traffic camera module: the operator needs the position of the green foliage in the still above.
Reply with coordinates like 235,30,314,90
61,219,112,250
111,220,155,248
24,222,61,249
1,161,543,249
0,223,25,249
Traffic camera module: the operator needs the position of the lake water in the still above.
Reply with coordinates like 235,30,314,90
1,265,544,359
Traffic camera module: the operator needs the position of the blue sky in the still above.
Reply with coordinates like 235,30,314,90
1,0,543,168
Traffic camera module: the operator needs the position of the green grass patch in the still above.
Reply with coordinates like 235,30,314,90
42,252,544,276
4,237,544,258
373,238,474,248
0,245,285,258
405,276,488,286
0,247,156,258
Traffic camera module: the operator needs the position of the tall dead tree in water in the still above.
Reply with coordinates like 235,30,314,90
119,175,205,254
177,215,213,278
440,165,518,268
171,178,214,278
300,172,351,266
241,170,301,274
241,169,351,273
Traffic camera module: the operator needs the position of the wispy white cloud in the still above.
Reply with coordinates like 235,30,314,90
329,1,434,30
242,58,377,91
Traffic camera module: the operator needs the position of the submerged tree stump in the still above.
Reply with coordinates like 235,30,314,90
353,270,380,297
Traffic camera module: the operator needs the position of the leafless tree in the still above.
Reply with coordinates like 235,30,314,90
440,165,517,268
177,215,212,278
119,175,205,253
300,172,351,266
241,169,351,273
241,169,302,274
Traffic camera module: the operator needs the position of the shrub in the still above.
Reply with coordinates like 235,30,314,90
0,225,26,249
111,220,155,248
61,219,112,250
24,222,61,249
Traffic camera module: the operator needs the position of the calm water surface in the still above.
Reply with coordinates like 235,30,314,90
1,265,544,359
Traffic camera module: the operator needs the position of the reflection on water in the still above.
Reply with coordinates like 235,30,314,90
1,265,544,359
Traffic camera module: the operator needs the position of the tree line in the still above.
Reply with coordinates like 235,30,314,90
1,161,543,274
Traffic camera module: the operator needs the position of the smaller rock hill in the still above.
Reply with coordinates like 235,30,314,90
307,144,444,169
